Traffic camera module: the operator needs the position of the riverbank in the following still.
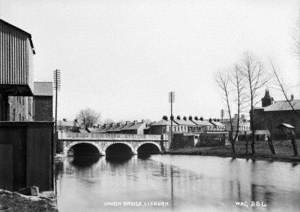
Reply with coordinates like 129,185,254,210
0,189,57,212
167,139,300,163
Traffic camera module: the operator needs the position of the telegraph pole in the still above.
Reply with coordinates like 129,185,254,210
53,69,61,197
169,91,175,149
53,69,61,133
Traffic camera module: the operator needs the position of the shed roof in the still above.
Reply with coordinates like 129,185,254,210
34,82,53,96
278,123,295,129
0,19,35,54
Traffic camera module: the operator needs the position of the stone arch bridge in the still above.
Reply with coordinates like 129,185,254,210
58,132,169,156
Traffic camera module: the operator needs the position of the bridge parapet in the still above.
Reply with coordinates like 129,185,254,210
59,131,168,141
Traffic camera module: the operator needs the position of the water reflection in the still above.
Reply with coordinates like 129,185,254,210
71,156,100,167
105,156,131,166
56,155,300,212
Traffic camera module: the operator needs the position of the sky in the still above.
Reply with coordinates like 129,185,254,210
0,0,299,122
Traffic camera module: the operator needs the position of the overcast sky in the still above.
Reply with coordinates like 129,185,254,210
1,0,299,122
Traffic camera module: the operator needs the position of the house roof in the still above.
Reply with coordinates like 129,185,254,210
34,82,53,96
264,100,300,112
0,19,35,54
210,121,225,127
192,120,213,126
150,119,178,126
173,118,196,126
105,123,121,132
122,122,145,130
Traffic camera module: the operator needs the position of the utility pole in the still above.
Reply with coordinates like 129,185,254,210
53,69,61,197
169,91,175,149
53,69,61,133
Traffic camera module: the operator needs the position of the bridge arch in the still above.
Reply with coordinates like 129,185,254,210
65,141,103,156
136,142,161,155
104,142,136,158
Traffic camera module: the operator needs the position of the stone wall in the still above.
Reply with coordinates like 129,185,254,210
0,189,57,212
196,133,226,147
171,134,195,149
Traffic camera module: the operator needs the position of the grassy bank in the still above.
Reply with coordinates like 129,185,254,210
167,139,300,163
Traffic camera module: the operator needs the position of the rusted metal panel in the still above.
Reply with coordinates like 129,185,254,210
0,20,34,96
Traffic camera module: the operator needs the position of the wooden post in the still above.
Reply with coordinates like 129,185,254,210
291,130,298,156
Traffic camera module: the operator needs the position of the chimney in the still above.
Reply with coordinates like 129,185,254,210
262,89,273,107
291,94,294,101
183,116,187,121
176,115,181,120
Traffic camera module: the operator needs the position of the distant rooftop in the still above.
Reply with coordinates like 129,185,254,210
34,82,53,96
151,119,178,126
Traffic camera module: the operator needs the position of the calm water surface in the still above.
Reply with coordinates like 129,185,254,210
56,155,300,212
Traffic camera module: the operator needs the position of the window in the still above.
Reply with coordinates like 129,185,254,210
28,98,32,116
12,109,16,121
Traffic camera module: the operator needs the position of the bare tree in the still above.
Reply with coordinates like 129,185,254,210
216,71,236,154
270,61,300,117
240,52,270,155
77,108,100,130
270,61,299,156
231,65,247,149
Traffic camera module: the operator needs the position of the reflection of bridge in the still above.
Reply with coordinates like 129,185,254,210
58,132,169,156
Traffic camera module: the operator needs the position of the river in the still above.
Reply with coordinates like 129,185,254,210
55,155,300,212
